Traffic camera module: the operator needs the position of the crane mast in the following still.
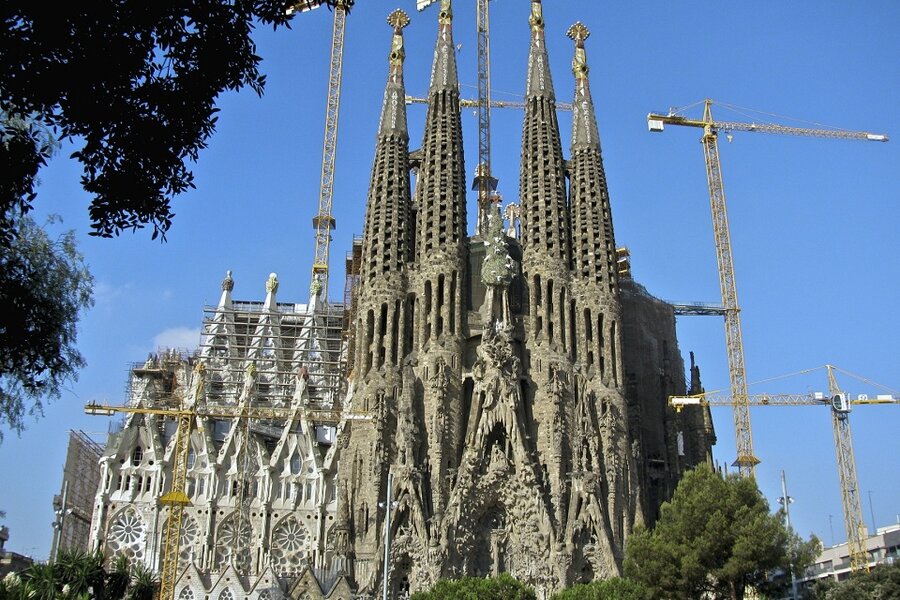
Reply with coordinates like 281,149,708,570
700,102,757,477
310,1,349,300
826,365,870,573
474,0,496,235
648,99,889,478
157,410,193,600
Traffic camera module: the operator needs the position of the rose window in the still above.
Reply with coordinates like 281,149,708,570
270,517,311,572
178,515,200,565
107,508,146,561
215,516,252,571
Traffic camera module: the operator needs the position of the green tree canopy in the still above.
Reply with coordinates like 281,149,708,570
551,577,652,600
623,464,820,600
410,573,536,600
0,214,93,440
0,549,156,600
0,0,350,242
809,562,900,600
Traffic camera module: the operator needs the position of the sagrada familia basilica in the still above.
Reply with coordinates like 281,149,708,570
85,1,715,598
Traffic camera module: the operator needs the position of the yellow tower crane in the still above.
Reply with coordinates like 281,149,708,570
647,99,888,477
670,364,899,574
291,0,354,300
85,377,368,600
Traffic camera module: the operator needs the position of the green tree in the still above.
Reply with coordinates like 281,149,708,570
410,573,536,600
0,550,157,600
0,214,93,439
809,562,900,599
551,577,652,600
623,464,820,600
1,0,351,242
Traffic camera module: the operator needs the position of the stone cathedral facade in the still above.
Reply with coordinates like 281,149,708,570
332,2,713,598
88,2,714,599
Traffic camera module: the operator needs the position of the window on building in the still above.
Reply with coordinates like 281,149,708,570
131,446,143,466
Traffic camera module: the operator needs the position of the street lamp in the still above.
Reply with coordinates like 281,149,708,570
778,470,799,600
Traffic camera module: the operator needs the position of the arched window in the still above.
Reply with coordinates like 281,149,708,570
177,588,195,600
131,446,143,466
186,448,196,469
290,454,301,475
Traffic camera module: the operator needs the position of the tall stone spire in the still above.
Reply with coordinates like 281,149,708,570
338,13,417,594
361,9,412,288
520,0,570,276
403,0,468,568
517,0,576,572
568,22,618,293
565,22,636,557
354,9,414,375
414,0,466,264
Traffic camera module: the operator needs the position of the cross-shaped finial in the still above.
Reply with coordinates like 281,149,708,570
566,22,591,45
387,9,411,30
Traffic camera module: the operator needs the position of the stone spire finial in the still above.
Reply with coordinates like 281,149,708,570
567,22,591,80
265,272,279,294
525,0,555,100
427,0,459,97
387,9,410,67
438,0,452,25
222,270,235,292
529,0,544,32
378,9,410,139
218,270,234,309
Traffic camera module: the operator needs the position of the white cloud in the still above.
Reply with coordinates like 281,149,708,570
93,281,133,310
152,327,201,352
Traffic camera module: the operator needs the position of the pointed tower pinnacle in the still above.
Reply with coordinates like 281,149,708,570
568,22,601,151
428,0,458,96
415,0,465,263
355,10,413,375
525,0,555,101
567,22,617,291
519,0,571,307
379,9,411,139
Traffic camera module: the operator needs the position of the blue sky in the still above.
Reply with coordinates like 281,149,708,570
1,1,897,559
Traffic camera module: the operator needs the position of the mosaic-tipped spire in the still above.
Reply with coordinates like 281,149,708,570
569,22,601,150
415,0,465,261
568,22,618,291
429,0,459,96
379,9,411,139
525,0,555,100
520,0,569,269
361,12,413,284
